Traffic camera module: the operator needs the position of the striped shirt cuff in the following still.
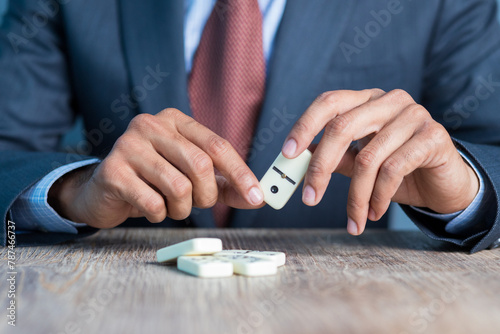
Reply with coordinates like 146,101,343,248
10,159,101,234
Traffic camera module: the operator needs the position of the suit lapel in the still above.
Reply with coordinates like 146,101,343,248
118,0,193,118
232,0,356,227
119,0,216,228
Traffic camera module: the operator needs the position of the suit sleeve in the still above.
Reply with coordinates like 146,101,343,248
0,0,98,246
405,0,500,253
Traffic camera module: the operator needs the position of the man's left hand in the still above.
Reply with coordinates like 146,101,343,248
282,89,479,235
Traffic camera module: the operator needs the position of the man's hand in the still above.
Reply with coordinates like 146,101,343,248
49,108,264,228
282,89,479,235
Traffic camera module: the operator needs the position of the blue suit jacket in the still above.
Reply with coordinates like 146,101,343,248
1,0,500,252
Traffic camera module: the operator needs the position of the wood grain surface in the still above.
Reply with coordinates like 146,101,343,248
1,229,500,334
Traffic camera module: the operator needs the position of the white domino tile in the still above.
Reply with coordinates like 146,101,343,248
156,238,222,263
246,251,286,267
214,250,286,267
215,254,277,276
177,256,233,278
157,240,286,278
260,149,312,209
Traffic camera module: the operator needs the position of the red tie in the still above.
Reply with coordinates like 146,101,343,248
189,0,266,227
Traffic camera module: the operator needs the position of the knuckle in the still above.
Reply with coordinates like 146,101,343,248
191,151,213,175
403,146,423,165
373,132,391,148
127,189,141,205
355,148,378,170
128,114,145,128
114,134,140,152
317,91,340,107
387,89,412,104
346,196,364,212
326,114,351,135
196,194,218,209
292,119,313,136
207,135,231,158
158,108,187,126
144,195,166,218
207,195,218,207
170,207,191,221
129,113,155,131
419,122,447,152
428,123,448,144
370,88,385,97
97,158,126,189
381,157,402,178
162,108,181,119
370,190,386,205
232,164,253,184
308,158,329,178
404,104,428,120
171,176,192,198
152,160,172,183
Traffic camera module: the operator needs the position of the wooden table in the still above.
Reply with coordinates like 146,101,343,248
2,229,500,334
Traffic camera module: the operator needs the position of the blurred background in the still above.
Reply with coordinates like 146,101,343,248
1,1,499,230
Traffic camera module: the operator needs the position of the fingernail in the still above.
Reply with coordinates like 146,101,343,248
347,218,358,235
302,185,316,205
282,139,297,157
248,187,263,205
368,208,376,221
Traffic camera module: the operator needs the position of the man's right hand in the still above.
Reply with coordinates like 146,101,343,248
48,108,265,228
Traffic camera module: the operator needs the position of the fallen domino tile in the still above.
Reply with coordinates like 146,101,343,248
214,250,286,267
177,256,233,278
156,238,222,263
215,254,277,276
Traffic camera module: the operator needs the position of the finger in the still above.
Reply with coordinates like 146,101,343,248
345,105,425,234
303,92,416,206
112,167,168,223
175,112,264,206
127,150,194,220
128,112,218,209
216,176,266,209
150,133,218,209
368,130,434,224
282,89,384,159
